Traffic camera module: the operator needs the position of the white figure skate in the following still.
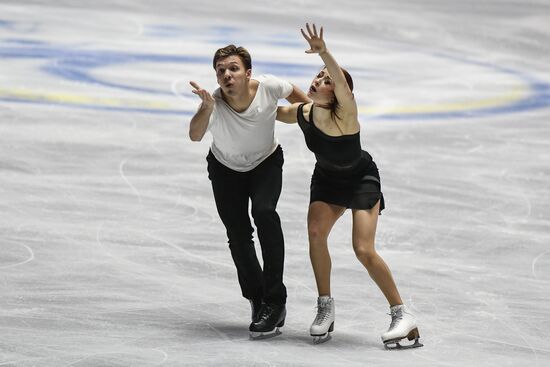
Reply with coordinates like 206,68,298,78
310,296,335,344
381,304,423,350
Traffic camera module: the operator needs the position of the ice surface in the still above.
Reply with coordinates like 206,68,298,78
1,1,550,366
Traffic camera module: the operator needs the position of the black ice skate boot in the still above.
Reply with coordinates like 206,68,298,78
249,303,286,340
249,298,263,322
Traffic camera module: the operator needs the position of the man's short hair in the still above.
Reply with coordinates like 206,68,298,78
213,45,252,70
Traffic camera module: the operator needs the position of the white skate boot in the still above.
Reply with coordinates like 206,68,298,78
310,296,335,344
381,304,423,350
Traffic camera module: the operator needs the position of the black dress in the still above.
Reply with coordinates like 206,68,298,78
297,103,385,213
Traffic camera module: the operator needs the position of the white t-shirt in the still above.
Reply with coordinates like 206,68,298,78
207,74,293,172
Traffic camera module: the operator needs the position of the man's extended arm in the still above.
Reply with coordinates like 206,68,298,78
189,104,213,141
277,103,302,124
189,81,215,142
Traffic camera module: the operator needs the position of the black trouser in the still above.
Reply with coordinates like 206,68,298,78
206,145,287,305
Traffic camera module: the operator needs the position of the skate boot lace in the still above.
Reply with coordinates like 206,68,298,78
388,307,403,330
313,299,331,326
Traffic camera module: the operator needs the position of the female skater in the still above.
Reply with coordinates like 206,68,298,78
277,23,423,349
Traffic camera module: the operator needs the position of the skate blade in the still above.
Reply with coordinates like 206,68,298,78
311,321,334,344
249,327,282,340
383,328,423,350
312,333,331,344
384,338,424,350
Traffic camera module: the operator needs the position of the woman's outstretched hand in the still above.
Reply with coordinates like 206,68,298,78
301,23,326,54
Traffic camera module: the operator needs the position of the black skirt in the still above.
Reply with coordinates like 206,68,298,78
309,158,385,213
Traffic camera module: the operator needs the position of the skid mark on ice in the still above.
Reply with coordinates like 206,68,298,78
128,17,144,38
162,300,233,326
287,276,316,295
462,332,550,354
0,243,34,269
61,339,168,367
118,157,144,208
501,169,534,221
94,224,210,286
96,221,233,285
146,188,198,221
152,348,168,365
206,323,237,344
96,223,130,262
487,311,539,365
141,231,232,269
463,292,541,363
171,77,194,99
95,223,161,277
142,231,316,293
409,352,457,367
173,192,198,218
532,250,550,279
49,185,85,216
307,340,367,366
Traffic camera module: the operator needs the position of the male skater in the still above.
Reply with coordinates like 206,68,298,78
189,44,308,339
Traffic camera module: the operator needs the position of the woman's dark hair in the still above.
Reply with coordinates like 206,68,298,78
213,44,252,70
326,67,353,120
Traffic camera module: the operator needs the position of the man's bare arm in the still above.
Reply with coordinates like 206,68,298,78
277,103,302,124
189,81,214,142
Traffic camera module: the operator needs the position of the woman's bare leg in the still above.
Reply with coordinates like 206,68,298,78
351,201,403,306
307,201,346,296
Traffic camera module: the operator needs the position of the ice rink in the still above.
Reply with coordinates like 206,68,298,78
1,1,550,366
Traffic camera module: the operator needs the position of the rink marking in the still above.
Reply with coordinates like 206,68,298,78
0,88,174,109
0,83,531,118
2,40,550,118
358,85,527,115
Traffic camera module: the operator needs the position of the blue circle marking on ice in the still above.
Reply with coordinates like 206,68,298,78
1,37,549,118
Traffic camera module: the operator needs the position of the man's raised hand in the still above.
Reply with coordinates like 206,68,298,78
190,81,214,108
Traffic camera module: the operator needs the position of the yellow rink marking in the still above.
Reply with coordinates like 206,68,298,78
358,85,528,115
0,84,529,115
0,88,174,109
